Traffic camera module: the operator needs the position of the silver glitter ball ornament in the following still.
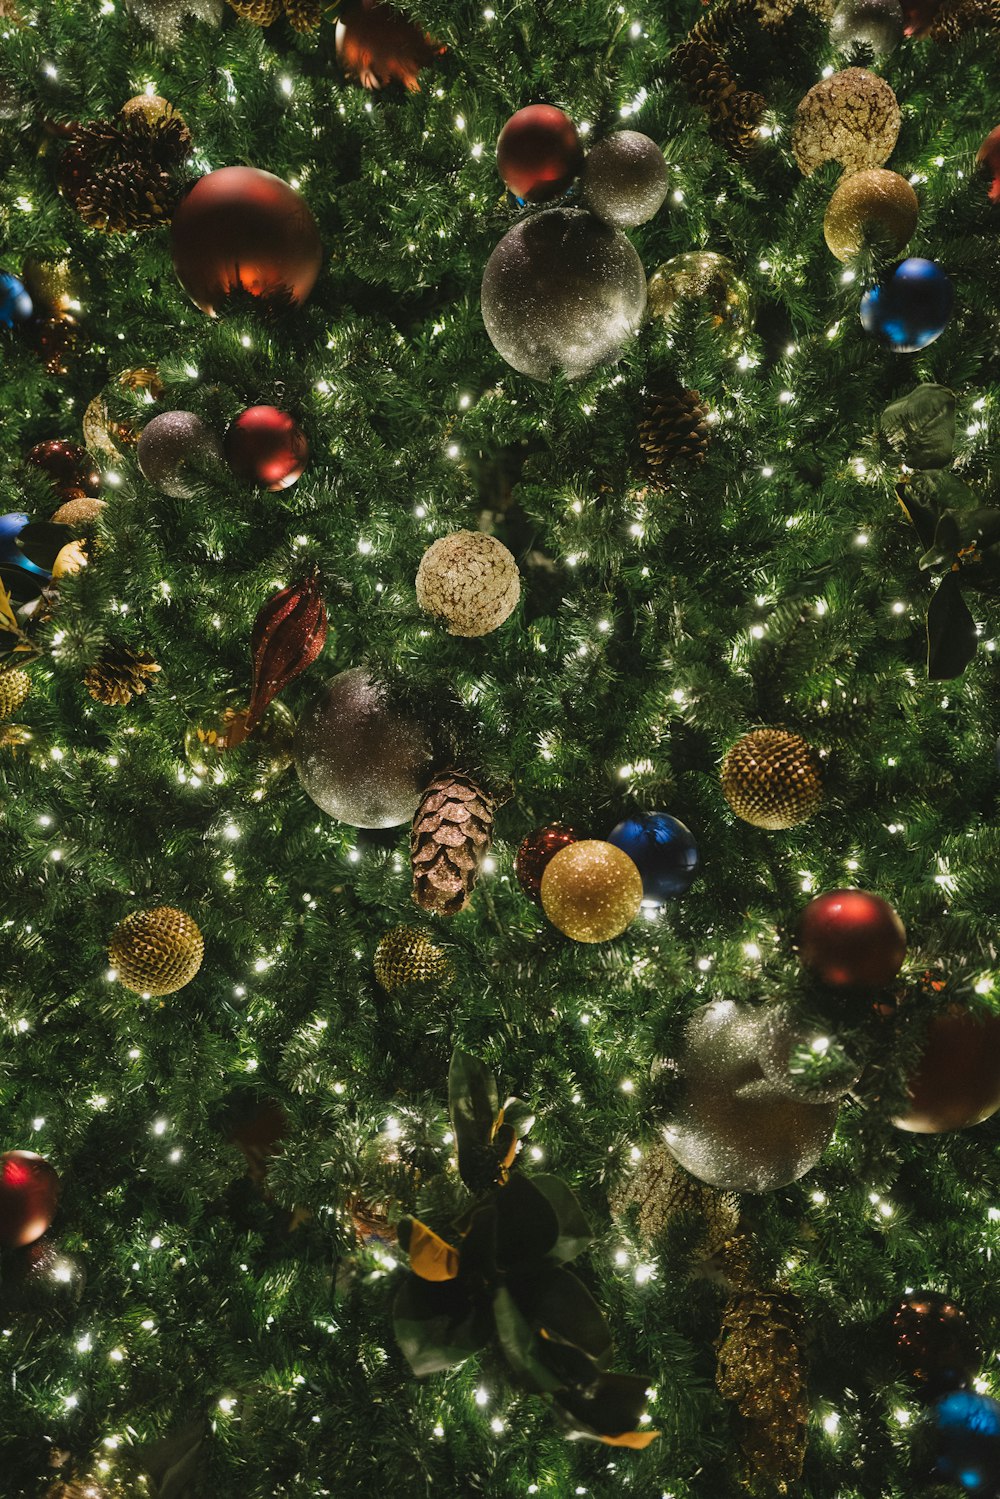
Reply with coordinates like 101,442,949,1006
480,207,646,381
758,1004,862,1104
294,667,432,828
660,1001,839,1193
137,411,224,499
830,0,903,55
581,131,669,229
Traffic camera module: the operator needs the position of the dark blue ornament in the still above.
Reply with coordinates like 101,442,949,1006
607,811,699,904
933,1391,1000,1495
860,257,954,352
0,271,33,330
0,513,51,581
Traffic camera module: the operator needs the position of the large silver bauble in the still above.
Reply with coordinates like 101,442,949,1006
660,1001,838,1193
580,130,669,229
480,207,646,381
758,1003,862,1104
830,0,903,55
137,411,224,499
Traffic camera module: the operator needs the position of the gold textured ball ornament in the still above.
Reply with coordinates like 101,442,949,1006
540,839,643,943
792,68,900,177
373,926,452,992
415,530,520,637
0,669,31,721
824,168,918,260
50,495,107,531
109,906,204,996
721,729,823,830
647,251,752,344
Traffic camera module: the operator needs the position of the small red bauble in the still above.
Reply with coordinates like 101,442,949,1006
977,126,1000,203
514,823,578,904
901,0,942,33
335,0,443,92
27,440,101,499
892,1007,1000,1133
496,105,583,204
0,1150,60,1248
890,1291,981,1399
225,406,308,492
170,167,322,316
797,888,906,988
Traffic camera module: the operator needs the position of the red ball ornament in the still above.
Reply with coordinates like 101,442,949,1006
892,1007,1000,1133
514,823,578,904
335,0,443,92
496,105,583,204
901,0,942,33
0,1150,59,1248
225,406,308,491
797,889,906,989
27,440,100,499
170,167,322,317
977,126,1000,203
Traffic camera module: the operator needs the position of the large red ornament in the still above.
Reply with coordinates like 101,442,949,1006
170,167,322,316
514,823,578,904
0,1150,59,1247
27,440,100,500
977,126,1000,203
892,1007,1000,1132
243,567,328,735
890,1291,981,1399
335,0,443,92
496,105,583,203
797,889,906,988
224,406,308,491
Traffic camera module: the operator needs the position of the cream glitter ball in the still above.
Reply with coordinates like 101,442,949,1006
415,530,520,637
792,68,900,177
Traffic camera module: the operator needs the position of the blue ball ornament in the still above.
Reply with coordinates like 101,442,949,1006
860,257,954,352
607,811,699,904
933,1391,1000,1495
0,512,51,581
0,271,33,330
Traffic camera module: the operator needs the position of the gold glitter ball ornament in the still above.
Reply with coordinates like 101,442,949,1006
721,728,823,830
647,251,752,346
823,167,918,261
373,926,452,992
540,839,643,943
792,67,900,177
108,906,204,996
0,669,31,721
50,495,107,531
609,1139,739,1261
415,530,520,637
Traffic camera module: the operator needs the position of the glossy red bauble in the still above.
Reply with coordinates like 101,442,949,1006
892,1007,1000,1133
335,0,443,92
496,105,583,203
514,823,578,904
225,406,308,491
170,167,322,316
797,888,906,988
977,126,1000,203
0,1150,60,1247
27,440,100,499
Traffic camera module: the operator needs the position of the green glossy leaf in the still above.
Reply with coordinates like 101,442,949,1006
508,1264,612,1367
393,1273,489,1377
449,1048,499,1188
927,573,978,681
551,1370,653,1443
17,521,73,572
493,1287,562,1394
881,383,956,469
897,483,938,553
495,1172,560,1269
530,1174,593,1263
501,1097,536,1139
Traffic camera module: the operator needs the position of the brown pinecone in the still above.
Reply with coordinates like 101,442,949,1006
639,386,711,487
59,111,193,233
930,0,1000,35
410,770,495,917
84,644,160,706
716,1278,808,1492
674,38,741,123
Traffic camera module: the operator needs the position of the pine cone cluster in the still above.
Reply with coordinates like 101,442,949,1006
227,0,324,29
84,644,160,706
930,0,1000,36
59,110,193,233
673,0,767,157
639,386,711,487
716,1276,808,1491
410,770,495,917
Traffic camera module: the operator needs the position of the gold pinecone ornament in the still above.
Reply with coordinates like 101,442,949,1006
109,906,204,996
721,728,823,830
410,770,496,917
639,386,711,487
84,644,160,706
227,0,324,28
0,668,31,721
374,926,452,992
59,104,193,233
930,0,1000,36
609,1140,740,1261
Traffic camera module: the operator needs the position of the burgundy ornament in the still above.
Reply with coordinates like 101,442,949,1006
29,314,82,376
892,1007,1000,1133
224,406,308,491
0,1150,59,1248
243,567,328,736
27,440,101,499
797,889,906,988
977,126,1000,203
891,1291,981,1399
170,167,322,317
901,0,942,32
335,0,443,92
515,823,578,904
496,105,583,203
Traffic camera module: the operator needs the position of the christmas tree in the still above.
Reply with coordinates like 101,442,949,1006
2,0,1000,1495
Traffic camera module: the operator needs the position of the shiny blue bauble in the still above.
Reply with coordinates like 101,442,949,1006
933,1391,1000,1495
607,811,699,905
0,271,33,330
860,257,954,353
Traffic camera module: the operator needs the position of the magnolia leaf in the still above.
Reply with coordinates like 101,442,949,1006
493,1119,518,1172
493,1287,562,1395
881,383,956,469
927,573,978,681
132,1416,207,1499
551,1371,657,1446
509,1264,612,1367
897,483,938,553
449,1048,499,1187
530,1174,593,1263
501,1097,536,1139
0,580,19,636
494,1172,560,1269
397,1216,460,1282
393,1274,489,1377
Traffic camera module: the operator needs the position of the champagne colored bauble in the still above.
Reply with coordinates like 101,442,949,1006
121,92,182,126
108,906,204,996
52,540,87,580
184,693,295,789
373,925,452,992
891,1291,981,1400
224,405,308,491
514,823,578,904
170,166,322,316
792,68,900,176
480,206,646,381
496,104,583,203
137,411,224,499
581,130,668,228
83,394,134,460
0,1151,59,1248
647,251,752,343
540,838,643,942
758,1003,862,1103
294,667,432,828
50,495,107,531
721,727,823,830
824,168,918,261
797,889,906,988
891,1008,1000,1132
660,1001,839,1193
415,530,520,636
830,0,904,55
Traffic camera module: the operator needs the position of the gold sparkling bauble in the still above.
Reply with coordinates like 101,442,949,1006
373,926,452,992
50,495,107,531
721,728,823,830
540,839,643,943
415,530,520,637
647,251,752,346
823,167,918,261
121,93,182,127
21,257,87,317
792,67,900,176
109,906,204,996
119,365,165,399
0,669,31,721
609,1139,739,1261
184,694,295,790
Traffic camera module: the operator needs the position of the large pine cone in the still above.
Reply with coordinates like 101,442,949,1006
639,386,711,487
0,668,31,721
410,770,495,917
84,644,160,706
716,1282,808,1489
59,111,193,233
